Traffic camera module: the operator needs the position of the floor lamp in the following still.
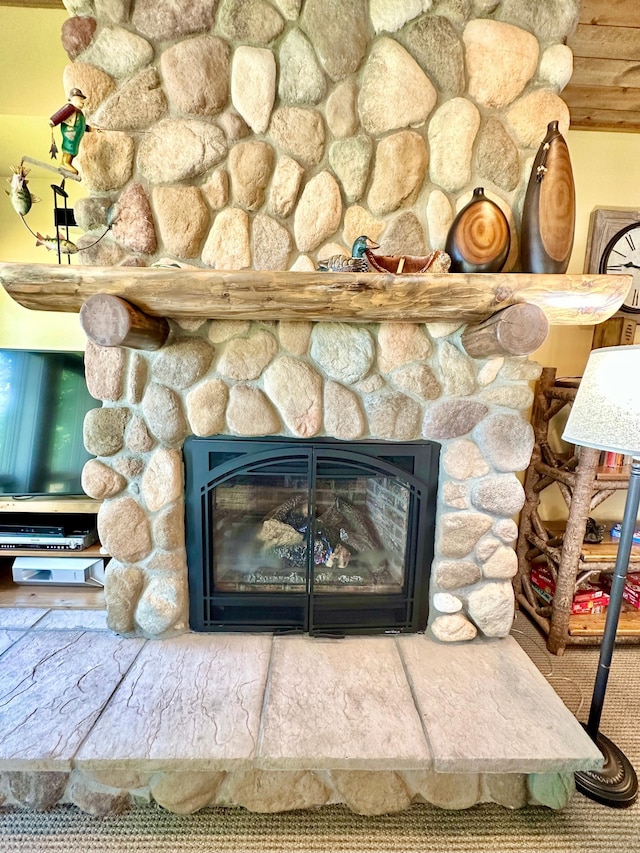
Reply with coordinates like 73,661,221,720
562,344,640,808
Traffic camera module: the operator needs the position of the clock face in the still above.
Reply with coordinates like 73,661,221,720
600,222,640,314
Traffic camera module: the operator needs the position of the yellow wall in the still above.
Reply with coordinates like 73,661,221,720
0,7,87,350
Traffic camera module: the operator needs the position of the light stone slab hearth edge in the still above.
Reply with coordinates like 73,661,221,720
0,608,602,815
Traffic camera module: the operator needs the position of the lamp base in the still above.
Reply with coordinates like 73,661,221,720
575,725,638,808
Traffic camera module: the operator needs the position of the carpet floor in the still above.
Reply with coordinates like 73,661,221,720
1,612,639,853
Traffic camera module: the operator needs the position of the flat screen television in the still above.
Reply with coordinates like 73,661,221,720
0,348,95,497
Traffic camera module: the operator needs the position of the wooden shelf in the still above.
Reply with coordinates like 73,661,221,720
570,610,640,638
580,531,640,564
0,573,105,610
0,497,101,514
0,543,105,558
595,465,631,481
0,262,630,326
515,367,639,654
544,520,640,564
0,495,106,609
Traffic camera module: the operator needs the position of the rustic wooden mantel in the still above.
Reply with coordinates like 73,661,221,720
0,262,630,326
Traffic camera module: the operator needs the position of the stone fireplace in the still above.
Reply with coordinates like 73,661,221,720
47,0,578,641
82,322,538,643
49,0,584,640
1,0,626,645
0,1,629,815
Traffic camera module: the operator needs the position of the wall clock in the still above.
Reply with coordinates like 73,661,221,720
585,208,640,314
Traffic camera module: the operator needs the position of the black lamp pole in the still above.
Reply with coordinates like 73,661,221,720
575,457,640,807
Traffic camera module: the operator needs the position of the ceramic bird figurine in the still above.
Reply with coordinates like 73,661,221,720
317,235,379,272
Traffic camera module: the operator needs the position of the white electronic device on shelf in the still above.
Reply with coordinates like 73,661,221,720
11,556,105,587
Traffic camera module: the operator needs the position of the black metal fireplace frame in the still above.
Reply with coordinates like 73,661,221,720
184,436,439,636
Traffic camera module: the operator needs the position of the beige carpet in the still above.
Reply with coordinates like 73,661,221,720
1,613,639,853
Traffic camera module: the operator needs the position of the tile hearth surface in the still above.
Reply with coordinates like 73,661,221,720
0,607,602,779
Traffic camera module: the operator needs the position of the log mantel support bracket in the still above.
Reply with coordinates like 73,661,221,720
78,295,552,355
0,263,631,352
80,294,170,351
460,303,550,359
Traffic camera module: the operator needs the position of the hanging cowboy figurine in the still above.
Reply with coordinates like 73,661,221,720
49,88,91,175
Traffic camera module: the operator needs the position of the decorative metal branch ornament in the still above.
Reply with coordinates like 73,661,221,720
15,203,116,256
2,88,120,261
5,156,116,262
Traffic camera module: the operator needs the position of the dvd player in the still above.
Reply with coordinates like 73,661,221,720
0,513,96,534
0,528,98,551
0,523,65,536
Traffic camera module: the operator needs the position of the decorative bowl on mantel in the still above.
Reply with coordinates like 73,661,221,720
364,248,451,275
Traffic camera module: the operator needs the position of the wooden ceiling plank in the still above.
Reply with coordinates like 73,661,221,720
579,0,640,28
568,24,640,61
571,57,640,88
566,5,640,129
563,83,640,112
567,107,640,133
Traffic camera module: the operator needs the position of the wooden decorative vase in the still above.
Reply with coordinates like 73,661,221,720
520,120,575,273
445,187,511,273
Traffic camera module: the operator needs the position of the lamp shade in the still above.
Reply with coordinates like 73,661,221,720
562,345,640,455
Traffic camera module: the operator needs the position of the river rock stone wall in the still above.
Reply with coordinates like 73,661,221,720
82,321,540,641
60,0,574,640
59,0,579,268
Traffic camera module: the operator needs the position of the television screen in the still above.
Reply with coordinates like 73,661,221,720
0,349,95,497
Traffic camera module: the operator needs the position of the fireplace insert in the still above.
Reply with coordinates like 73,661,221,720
184,436,439,635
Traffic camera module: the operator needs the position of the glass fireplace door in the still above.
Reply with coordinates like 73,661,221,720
309,450,422,633
211,465,313,595
188,445,314,632
184,437,438,635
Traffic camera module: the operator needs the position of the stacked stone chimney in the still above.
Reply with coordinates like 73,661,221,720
61,0,579,270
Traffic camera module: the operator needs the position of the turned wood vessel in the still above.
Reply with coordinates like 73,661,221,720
445,187,511,273
520,121,576,274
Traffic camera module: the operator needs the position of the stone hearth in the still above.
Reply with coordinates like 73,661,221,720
0,608,602,815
